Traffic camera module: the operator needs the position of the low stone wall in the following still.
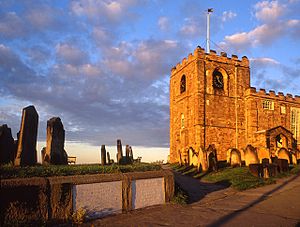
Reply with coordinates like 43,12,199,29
0,170,174,224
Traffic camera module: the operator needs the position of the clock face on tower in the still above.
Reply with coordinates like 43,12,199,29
213,70,224,89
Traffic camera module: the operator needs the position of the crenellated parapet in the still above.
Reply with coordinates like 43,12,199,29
245,87,300,103
171,46,249,75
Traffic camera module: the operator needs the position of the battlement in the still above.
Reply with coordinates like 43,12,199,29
245,87,300,103
171,46,249,74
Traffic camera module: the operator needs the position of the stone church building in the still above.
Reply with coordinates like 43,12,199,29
169,46,300,169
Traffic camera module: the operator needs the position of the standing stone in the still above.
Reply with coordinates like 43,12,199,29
0,124,15,164
41,147,47,164
101,145,106,165
125,145,130,164
107,151,111,164
14,105,38,166
44,117,68,165
117,139,123,164
129,146,134,163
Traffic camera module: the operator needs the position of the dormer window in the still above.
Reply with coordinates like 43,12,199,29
180,75,186,93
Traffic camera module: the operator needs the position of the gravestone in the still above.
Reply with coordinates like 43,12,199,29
249,163,263,178
129,146,134,163
101,145,106,165
207,145,218,171
277,148,290,163
267,163,278,177
277,158,289,173
244,145,259,166
0,124,15,164
107,152,111,164
116,139,123,164
44,117,68,165
14,105,38,166
261,158,269,167
228,148,241,167
125,145,133,164
41,147,46,164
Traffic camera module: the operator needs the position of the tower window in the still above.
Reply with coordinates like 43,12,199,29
180,75,186,93
262,100,274,110
280,106,286,114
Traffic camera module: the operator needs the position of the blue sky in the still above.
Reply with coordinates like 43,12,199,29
0,0,299,163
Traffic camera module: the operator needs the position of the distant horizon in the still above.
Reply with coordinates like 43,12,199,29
37,141,169,164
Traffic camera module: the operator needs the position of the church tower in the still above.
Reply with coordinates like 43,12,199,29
169,46,250,164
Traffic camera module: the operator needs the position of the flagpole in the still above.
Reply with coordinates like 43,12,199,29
206,8,213,53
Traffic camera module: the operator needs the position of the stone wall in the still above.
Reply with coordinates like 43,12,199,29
0,170,174,224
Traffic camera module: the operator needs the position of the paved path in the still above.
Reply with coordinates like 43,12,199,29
86,172,300,227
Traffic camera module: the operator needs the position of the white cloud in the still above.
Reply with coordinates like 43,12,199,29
250,57,280,66
56,43,89,65
254,0,286,22
71,0,140,23
0,12,26,38
222,11,237,22
158,16,169,31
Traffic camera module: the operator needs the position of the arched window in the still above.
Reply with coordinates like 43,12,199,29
180,75,186,93
212,70,224,89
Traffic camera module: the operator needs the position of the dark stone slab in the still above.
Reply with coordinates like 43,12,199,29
277,158,289,173
44,117,67,165
101,145,107,165
0,124,15,164
249,163,263,178
14,105,38,166
117,139,123,164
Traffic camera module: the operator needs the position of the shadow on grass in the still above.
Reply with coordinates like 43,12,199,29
171,165,231,204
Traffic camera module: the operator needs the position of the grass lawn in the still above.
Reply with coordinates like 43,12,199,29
171,163,300,191
0,163,161,179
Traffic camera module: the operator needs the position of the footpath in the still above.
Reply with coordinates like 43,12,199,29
86,170,300,227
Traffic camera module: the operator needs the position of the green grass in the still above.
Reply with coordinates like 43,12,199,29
171,163,300,191
201,167,276,191
290,164,300,175
0,163,161,179
171,182,188,205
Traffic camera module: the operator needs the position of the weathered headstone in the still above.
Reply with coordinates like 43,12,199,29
101,145,106,165
207,145,218,171
41,147,46,164
267,163,278,177
228,148,241,167
14,105,38,166
129,146,133,163
0,124,15,164
116,139,123,164
262,158,269,167
277,158,289,173
125,145,133,164
107,151,111,164
249,163,263,178
44,117,68,165
244,145,259,166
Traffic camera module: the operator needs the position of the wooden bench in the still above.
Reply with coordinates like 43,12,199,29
67,156,76,164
